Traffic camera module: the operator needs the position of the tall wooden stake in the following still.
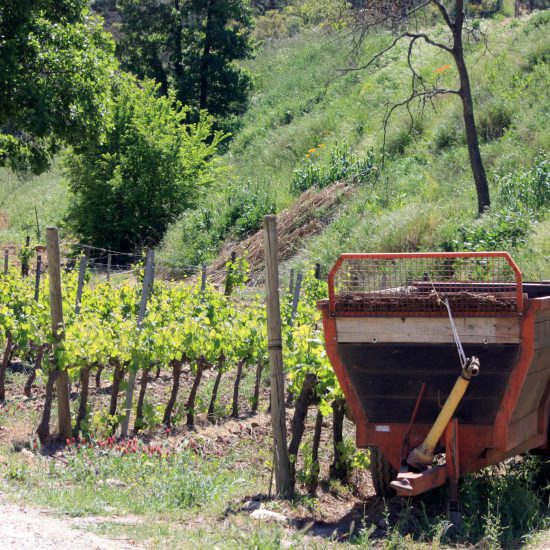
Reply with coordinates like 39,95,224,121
34,206,40,241
106,252,112,282
314,262,321,280
74,255,87,314
34,255,42,302
263,215,292,498
46,227,72,440
3,250,8,275
120,249,155,437
224,251,237,296
201,263,207,293
289,272,303,327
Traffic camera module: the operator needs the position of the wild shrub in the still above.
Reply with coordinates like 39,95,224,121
290,143,376,194
433,118,464,151
65,76,225,253
385,127,413,156
460,458,546,548
448,154,549,252
477,100,513,142
450,208,531,252
497,152,550,215
524,10,550,33
527,41,550,68
220,181,276,238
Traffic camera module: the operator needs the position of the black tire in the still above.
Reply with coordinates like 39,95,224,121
369,447,397,497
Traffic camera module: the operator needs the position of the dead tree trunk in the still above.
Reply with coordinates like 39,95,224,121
163,359,183,427
36,370,59,444
453,2,490,214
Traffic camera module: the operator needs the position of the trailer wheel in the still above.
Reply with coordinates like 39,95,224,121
369,447,397,497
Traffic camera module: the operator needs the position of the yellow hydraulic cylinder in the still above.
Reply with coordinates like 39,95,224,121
407,357,480,470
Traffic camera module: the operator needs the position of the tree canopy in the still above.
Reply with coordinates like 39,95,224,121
0,0,115,173
111,0,254,131
65,76,226,252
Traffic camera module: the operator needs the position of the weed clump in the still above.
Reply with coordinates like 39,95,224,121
290,143,377,194
460,457,548,548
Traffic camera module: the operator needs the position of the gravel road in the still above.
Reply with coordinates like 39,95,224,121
0,499,140,549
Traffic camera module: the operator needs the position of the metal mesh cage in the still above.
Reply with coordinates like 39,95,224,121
327,252,522,317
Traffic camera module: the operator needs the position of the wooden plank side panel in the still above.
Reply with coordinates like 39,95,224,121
336,316,520,344
353,370,511,400
510,368,550,422
338,343,519,425
534,320,550,350
364,396,502,425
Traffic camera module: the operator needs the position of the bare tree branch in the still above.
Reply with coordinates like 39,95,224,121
339,33,408,74
404,31,453,54
431,0,455,30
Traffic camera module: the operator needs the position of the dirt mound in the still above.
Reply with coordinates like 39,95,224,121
208,180,352,284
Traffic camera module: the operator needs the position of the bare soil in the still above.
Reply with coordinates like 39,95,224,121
206,179,353,283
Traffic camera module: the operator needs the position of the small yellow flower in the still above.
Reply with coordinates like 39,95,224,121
308,148,316,154
306,153,311,158
318,143,325,148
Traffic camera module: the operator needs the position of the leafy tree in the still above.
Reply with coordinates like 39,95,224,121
104,0,254,131
0,0,115,173
178,0,254,125
65,76,226,252
113,0,172,96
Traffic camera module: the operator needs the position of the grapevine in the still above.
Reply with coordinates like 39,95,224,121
0,258,348,492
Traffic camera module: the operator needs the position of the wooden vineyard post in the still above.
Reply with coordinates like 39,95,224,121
3,250,8,275
263,215,292,498
289,272,303,327
314,262,321,280
201,263,207,293
34,255,42,302
46,227,72,440
107,252,112,281
224,251,237,296
34,206,40,241
74,255,87,314
21,235,31,277
120,249,155,437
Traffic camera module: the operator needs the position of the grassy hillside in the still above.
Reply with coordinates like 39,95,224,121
159,11,550,279
0,11,548,281
0,161,66,246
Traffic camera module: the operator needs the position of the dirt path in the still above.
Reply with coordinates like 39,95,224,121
0,498,140,550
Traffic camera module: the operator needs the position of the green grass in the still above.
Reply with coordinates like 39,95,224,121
2,369,550,549
0,13,549,280
159,13,550,272
0,160,67,246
